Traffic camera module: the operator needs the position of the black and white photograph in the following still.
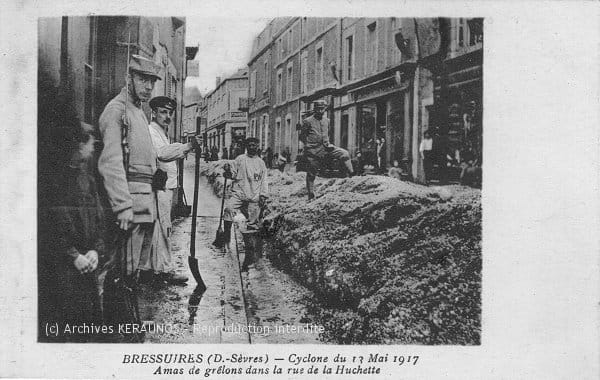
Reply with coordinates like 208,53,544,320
2,0,599,378
37,16,482,345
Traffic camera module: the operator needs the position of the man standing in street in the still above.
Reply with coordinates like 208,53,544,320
299,100,353,200
222,137,268,256
419,130,434,185
141,96,201,286
97,54,162,279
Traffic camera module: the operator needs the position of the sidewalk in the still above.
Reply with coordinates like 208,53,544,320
137,175,249,344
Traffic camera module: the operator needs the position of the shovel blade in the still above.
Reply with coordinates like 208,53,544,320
188,256,206,289
212,228,225,248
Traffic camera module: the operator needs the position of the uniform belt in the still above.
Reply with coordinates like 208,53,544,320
128,172,153,184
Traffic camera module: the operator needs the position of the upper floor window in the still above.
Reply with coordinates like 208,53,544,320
300,50,308,94
389,17,402,65
249,70,256,98
366,21,377,74
276,68,283,103
286,62,293,101
278,37,283,62
263,60,269,92
302,17,308,43
345,35,354,81
315,43,324,88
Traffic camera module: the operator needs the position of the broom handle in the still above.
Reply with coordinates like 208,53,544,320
217,176,227,230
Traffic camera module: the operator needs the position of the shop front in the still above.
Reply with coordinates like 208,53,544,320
432,49,483,183
350,75,411,174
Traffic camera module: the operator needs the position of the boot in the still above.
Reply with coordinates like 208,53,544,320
306,174,316,200
223,220,233,252
344,159,354,177
160,272,188,285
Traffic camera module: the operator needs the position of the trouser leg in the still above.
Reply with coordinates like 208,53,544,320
223,220,232,243
306,172,316,200
223,194,244,249
123,223,153,276
245,201,261,230
328,146,354,176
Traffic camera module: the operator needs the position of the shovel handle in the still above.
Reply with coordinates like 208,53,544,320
190,145,201,259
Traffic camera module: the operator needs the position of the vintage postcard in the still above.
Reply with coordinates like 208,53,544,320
1,0,599,379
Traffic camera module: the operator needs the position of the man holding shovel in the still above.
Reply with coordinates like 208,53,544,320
221,137,268,255
142,96,201,286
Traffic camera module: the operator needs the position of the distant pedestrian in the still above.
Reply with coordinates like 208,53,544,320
419,130,434,184
222,147,229,160
351,151,363,175
388,159,402,180
283,147,291,164
377,137,387,173
265,147,273,169
274,153,287,172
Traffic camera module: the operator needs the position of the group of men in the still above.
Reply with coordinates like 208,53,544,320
98,55,352,293
98,54,198,287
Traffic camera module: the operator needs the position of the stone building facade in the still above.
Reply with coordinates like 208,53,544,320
38,16,189,142
205,69,249,158
38,16,193,207
246,17,483,183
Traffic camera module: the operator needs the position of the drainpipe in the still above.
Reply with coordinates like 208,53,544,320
336,17,343,148
411,18,425,183
176,23,186,209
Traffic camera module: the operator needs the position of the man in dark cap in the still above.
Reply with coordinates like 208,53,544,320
140,96,201,286
97,54,163,280
299,100,354,200
221,137,268,254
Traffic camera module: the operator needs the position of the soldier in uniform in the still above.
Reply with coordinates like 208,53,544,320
299,100,354,200
97,54,162,277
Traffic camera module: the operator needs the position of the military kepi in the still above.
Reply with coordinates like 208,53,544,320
149,96,177,111
129,54,162,81
313,99,328,108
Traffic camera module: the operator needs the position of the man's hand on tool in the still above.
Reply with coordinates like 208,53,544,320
223,163,232,179
259,195,268,208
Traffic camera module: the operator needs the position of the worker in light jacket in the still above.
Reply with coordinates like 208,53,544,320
143,96,201,286
222,137,269,253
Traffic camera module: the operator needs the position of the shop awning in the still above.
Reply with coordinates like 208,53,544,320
299,87,344,104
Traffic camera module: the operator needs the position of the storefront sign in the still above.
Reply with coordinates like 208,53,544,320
352,78,409,104
230,111,246,119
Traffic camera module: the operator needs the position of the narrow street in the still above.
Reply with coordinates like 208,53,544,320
137,154,321,344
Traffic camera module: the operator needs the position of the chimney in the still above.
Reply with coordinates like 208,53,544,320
216,77,221,87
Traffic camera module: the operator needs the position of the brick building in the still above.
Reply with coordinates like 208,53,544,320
205,69,249,158
245,17,483,183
